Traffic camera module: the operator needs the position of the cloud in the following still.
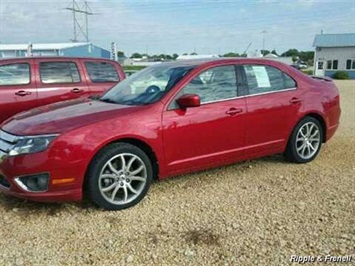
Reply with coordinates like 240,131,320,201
0,0,354,55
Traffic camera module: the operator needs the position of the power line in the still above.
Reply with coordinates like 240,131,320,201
65,0,95,42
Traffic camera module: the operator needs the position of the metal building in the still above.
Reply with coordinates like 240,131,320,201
0,42,110,59
313,33,355,79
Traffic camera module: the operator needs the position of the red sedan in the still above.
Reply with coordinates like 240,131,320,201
0,58,340,210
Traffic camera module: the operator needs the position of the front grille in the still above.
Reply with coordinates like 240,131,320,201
0,129,18,158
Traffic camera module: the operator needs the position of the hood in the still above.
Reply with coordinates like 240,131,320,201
2,98,142,135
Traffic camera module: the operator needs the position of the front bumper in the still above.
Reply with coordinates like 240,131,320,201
0,184,81,202
0,150,87,203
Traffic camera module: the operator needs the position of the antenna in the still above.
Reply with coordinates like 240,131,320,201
243,42,252,55
65,0,95,42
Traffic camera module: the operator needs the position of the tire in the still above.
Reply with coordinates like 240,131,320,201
284,117,323,163
86,143,153,210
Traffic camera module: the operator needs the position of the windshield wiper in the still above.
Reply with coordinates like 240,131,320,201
89,95,101,100
99,98,117,104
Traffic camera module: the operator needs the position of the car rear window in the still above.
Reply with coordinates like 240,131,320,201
0,63,30,85
243,65,296,95
40,62,81,84
85,62,119,83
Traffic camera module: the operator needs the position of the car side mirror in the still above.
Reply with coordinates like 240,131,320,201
176,94,201,108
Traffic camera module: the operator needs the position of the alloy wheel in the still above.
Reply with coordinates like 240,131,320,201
98,153,147,205
295,122,321,160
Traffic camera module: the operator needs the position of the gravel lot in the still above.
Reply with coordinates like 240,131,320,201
0,80,354,266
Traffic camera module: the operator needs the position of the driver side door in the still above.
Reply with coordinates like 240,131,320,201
162,64,247,175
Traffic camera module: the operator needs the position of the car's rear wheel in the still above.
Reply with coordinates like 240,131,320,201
285,117,323,163
86,143,152,210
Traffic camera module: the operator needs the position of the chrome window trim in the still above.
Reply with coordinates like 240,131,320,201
200,87,297,105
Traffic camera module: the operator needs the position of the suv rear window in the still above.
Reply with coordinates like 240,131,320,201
0,63,30,85
40,62,81,84
85,62,119,82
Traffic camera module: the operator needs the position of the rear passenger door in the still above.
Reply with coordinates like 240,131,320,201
36,58,90,106
83,60,121,96
0,60,37,123
241,64,301,156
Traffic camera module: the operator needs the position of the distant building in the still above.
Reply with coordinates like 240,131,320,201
313,33,355,79
0,42,111,59
123,57,161,67
177,54,219,60
117,55,128,65
247,50,262,58
123,57,135,66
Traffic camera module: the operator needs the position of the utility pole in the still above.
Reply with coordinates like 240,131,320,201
261,30,267,57
66,0,95,42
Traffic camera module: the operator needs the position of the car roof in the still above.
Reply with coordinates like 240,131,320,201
153,57,291,69
0,56,116,61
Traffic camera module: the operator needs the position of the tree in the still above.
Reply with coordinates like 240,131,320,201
281,49,299,57
165,54,173,60
131,52,143,58
117,50,125,57
190,52,198,55
261,50,270,56
299,51,314,64
172,53,179,60
183,53,188,55
223,52,239,57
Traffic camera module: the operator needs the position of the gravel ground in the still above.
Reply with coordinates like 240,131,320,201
0,80,354,266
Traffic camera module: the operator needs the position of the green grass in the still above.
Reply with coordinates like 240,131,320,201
123,65,146,71
301,69,313,75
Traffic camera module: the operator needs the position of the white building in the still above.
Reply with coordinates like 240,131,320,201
176,54,219,60
313,33,355,79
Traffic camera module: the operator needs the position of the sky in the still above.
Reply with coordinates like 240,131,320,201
0,0,354,56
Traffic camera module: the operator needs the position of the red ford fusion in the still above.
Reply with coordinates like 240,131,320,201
0,59,340,210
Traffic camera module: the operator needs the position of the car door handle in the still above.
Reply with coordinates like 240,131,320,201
15,90,31,96
226,108,243,116
71,88,83,93
289,97,302,104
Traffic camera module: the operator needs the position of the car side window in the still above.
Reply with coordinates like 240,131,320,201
243,65,296,95
182,65,238,104
85,62,120,82
0,63,30,86
40,62,81,84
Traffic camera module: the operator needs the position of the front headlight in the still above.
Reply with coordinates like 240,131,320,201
8,134,58,156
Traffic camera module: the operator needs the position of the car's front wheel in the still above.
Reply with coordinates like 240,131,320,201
285,117,323,163
86,143,153,210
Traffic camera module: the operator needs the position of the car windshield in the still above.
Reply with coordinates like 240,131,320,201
100,64,195,105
